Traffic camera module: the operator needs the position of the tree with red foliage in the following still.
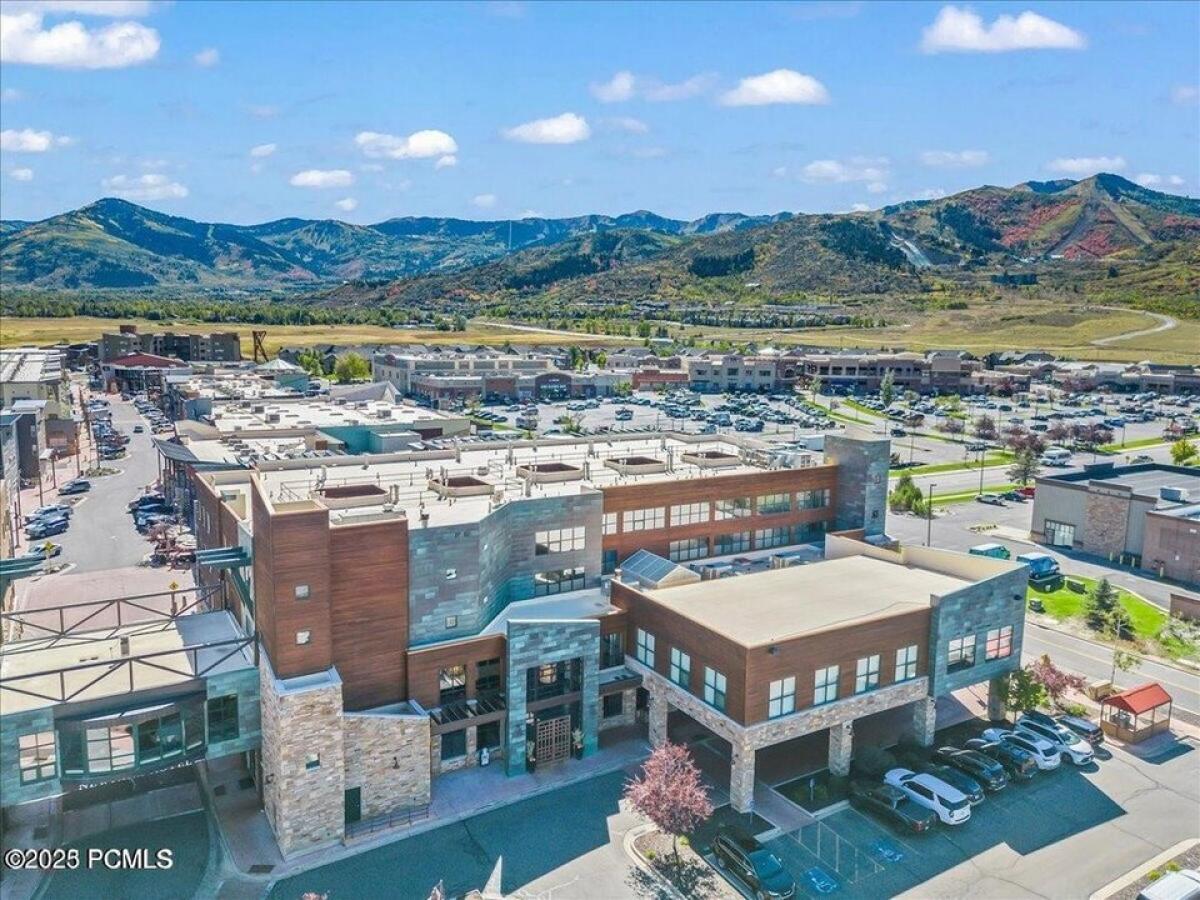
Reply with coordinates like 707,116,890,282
1027,654,1087,707
624,742,713,866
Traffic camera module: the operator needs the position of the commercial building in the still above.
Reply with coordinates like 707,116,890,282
795,351,983,395
181,432,887,854
100,353,191,394
615,535,1027,812
0,348,78,455
98,325,242,364
1032,462,1200,585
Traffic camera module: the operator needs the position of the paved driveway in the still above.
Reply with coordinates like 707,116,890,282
268,770,644,900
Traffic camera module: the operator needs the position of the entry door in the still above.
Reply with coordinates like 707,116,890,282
536,715,571,765
344,787,362,826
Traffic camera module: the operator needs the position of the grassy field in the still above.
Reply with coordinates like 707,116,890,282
1028,575,1196,661
1097,436,1168,453
893,452,1014,477
0,316,633,355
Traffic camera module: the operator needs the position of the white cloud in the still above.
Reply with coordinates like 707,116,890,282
850,203,871,212
920,149,989,168
334,197,357,212
9,167,33,181
472,193,498,209
1,87,22,101
289,169,354,188
0,127,71,152
591,70,635,103
101,172,188,201
193,47,219,67
920,5,1085,53
1046,155,1125,176
801,156,890,187
719,69,830,107
1171,85,1199,106
604,116,649,134
249,143,276,158
354,129,458,160
502,112,590,144
434,154,457,169
590,70,714,103
0,9,160,68
1134,173,1185,189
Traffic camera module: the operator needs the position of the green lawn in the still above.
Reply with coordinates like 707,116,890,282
1098,436,1168,453
934,483,1021,505
892,452,1014,478
1029,575,1197,661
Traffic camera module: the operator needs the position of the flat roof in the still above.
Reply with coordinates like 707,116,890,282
481,588,615,636
0,610,253,714
1044,464,1200,501
642,555,967,647
209,397,465,432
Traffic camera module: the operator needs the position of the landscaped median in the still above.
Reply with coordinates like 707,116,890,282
1028,575,1199,664
891,452,1014,478
1097,436,1169,454
931,484,1022,505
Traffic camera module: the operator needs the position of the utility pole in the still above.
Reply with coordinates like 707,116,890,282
978,448,986,496
925,482,937,547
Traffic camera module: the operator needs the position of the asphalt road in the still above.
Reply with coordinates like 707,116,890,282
53,395,162,573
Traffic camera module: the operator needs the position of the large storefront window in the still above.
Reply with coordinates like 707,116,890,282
207,696,239,743
533,566,586,596
60,699,208,778
18,732,57,784
1044,520,1075,547
137,713,184,764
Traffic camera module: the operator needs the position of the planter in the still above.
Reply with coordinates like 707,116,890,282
572,746,584,760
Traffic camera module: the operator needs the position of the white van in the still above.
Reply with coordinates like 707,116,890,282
1041,446,1072,467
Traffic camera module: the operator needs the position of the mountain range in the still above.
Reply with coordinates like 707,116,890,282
1,175,1197,304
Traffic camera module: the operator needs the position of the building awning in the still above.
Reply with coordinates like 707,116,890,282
1102,682,1172,716
195,546,251,569
0,555,47,580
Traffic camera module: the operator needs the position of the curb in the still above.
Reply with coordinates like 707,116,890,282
622,824,686,900
1088,838,1199,900
1026,619,1199,678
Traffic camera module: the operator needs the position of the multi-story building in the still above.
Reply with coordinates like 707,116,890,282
182,432,888,854
98,325,242,364
1031,462,1200,585
0,348,69,419
796,351,983,395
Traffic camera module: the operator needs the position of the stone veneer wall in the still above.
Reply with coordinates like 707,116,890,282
824,435,890,537
260,660,346,857
344,711,431,820
505,618,600,776
1082,490,1131,558
599,687,638,731
928,565,1028,697
408,493,603,645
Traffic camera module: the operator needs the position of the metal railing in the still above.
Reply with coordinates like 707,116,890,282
345,803,430,840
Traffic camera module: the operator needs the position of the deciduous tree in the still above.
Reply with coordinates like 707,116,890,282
623,742,713,867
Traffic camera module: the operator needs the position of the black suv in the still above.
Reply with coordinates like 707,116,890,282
712,833,797,899
848,781,937,833
933,747,1009,792
964,738,1038,781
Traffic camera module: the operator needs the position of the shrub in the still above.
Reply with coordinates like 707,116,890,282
851,745,897,779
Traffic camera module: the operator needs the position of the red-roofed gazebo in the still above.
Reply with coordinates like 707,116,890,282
1100,682,1173,743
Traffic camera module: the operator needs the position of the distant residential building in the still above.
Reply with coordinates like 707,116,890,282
98,325,242,364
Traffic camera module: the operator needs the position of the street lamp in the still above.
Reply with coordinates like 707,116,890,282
978,447,986,496
925,482,937,547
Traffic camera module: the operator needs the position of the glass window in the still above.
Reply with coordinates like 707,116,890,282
794,520,828,543
18,731,57,784
635,628,656,667
305,752,321,769
895,645,919,682
533,566,586,596
294,584,310,600
754,527,790,550
296,630,311,645
814,665,839,705
440,730,466,760
439,665,467,705
602,548,618,575
985,626,1013,660
670,648,691,687
138,713,182,764
757,493,791,515
855,655,880,694
715,497,752,520
714,532,751,555
768,677,795,719
948,635,976,672
703,667,727,711
207,695,240,743
799,488,832,509
623,507,665,532
477,721,501,750
669,537,707,562
670,502,710,526
535,526,585,555
600,632,625,669
603,512,619,535
602,693,624,719
1044,520,1075,548
476,658,502,694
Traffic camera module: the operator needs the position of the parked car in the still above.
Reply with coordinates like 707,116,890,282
25,504,72,524
25,541,63,559
1014,715,1095,766
26,517,69,539
976,493,1004,505
1056,714,1105,747
883,769,971,825
932,747,1009,792
918,763,985,805
128,493,166,511
848,781,937,833
980,728,1061,770
711,832,797,899
59,479,92,495
133,425,145,433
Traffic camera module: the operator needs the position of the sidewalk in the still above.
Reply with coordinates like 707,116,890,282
209,727,652,892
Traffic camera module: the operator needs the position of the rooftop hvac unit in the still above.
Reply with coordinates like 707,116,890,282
1160,486,1188,503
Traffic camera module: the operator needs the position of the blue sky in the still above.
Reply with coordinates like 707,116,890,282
1,0,1197,224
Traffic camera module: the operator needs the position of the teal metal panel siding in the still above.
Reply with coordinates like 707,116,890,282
205,667,262,759
0,707,60,807
928,566,1029,696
